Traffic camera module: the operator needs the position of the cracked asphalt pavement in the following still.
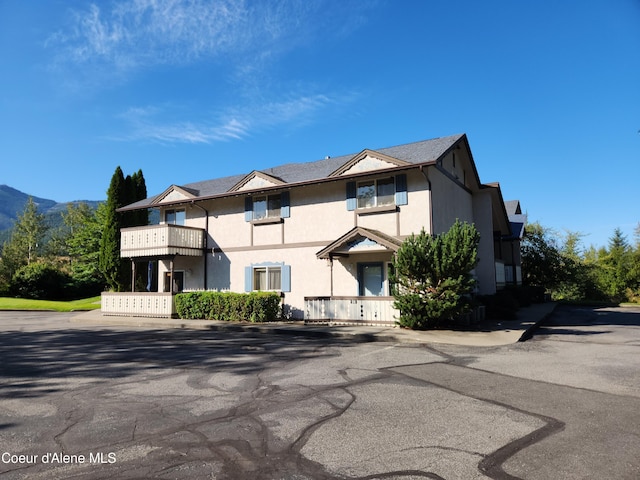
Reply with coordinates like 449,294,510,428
1,305,639,479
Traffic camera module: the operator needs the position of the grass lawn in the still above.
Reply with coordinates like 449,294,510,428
0,296,101,312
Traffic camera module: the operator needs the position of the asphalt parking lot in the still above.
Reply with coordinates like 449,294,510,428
0,305,639,479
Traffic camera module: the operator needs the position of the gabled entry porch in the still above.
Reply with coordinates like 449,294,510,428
305,227,402,324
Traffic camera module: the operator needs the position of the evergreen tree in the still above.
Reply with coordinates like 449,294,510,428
629,223,640,302
122,169,149,227
600,228,632,301
391,220,480,329
98,167,148,292
134,169,149,226
99,167,126,291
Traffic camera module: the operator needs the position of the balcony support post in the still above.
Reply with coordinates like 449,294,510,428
170,257,175,293
131,260,136,292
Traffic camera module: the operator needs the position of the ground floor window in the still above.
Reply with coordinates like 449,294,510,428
245,263,291,292
358,262,384,296
253,266,281,291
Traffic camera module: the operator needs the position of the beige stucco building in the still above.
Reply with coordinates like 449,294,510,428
102,133,523,323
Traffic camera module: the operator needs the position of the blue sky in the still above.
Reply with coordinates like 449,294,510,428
1,0,639,249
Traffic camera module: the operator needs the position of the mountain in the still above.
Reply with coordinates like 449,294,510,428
0,184,102,233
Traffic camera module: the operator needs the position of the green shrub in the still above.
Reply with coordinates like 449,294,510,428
175,291,281,322
11,263,72,300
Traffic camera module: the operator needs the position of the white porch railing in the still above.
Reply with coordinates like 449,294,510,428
304,296,398,325
101,292,176,318
120,224,204,258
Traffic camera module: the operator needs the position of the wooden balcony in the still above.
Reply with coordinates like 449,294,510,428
304,296,398,325
101,292,176,318
120,224,205,258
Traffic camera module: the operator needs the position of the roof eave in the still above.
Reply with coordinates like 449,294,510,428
117,161,440,212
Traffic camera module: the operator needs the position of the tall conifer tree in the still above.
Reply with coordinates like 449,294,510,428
99,167,126,291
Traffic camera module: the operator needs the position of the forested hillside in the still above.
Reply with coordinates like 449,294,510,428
0,185,102,242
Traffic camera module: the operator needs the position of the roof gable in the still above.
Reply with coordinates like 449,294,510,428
317,227,402,259
504,200,522,216
150,185,197,205
329,149,410,177
229,170,286,192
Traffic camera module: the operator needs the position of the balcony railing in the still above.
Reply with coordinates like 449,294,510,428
304,296,398,325
101,292,176,318
120,224,205,258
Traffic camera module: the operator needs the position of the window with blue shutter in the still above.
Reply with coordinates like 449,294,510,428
245,192,290,220
244,262,291,292
244,266,253,292
281,191,290,218
346,181,357,211
395,174,408,206
281,265,291,292
349,175,408,209
244,197,253,222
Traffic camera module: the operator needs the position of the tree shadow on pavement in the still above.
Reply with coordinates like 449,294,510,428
0,327,351,399
533,304,640,337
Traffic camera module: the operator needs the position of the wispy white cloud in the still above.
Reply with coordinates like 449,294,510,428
47,0,372,141
116,92,358,144
47,0,371,76
116,105,249,143
48,0,248,71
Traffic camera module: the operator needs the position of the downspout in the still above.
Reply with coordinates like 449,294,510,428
511,239,517,286
419,165,433,235
191,202,209,291
329,255,334,297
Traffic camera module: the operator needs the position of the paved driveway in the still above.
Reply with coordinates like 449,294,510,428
0,306,639,479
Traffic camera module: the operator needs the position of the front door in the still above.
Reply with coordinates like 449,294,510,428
358,262,383,296
163,271,184,293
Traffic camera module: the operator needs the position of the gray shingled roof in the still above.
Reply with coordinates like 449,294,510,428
504,200,521,216
122,133,465,210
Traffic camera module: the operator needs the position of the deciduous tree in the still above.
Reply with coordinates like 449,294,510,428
0,197,49,281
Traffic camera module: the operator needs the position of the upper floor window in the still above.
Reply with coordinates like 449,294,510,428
253,194,281,220
347,174,407,211
357,177,395,209
245,191,290,222
165,209,186,225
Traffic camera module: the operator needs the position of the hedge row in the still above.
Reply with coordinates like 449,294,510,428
175,291,282,322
